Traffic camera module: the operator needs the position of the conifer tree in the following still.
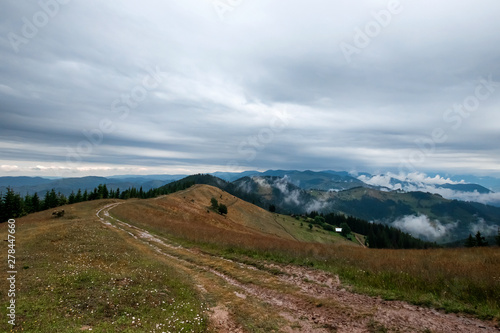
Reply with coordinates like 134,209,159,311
475,231,488,247
31,192,41,212
24,193,33,214
0,194,3,221
464,234,476,247
2,188,23,220
57,192,67,206
68,191,76,204
75,189,83,203
43,189,59,209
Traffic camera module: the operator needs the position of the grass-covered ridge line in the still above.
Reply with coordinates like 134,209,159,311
0,201,208,333
3,185,500,331
110,186,500,321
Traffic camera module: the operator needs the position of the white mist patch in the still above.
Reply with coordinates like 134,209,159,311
469,217,499,236
284,190,301,206
404,172,463,186
252,176,271,190
358,172,463,189
305,200,328,213
430,188,500,207
273,176,302,206
392,215,456,241
274,176,289,193
358,173,398,189
358,172,500,206
236,180,252,193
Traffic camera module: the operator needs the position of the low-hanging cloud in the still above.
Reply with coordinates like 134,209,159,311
254,176,327,213
429,188,500,207
392,214,457,241
273,176,302,206
358,172,500,207
305,199,329,213
358,172,463,189
252,176,272,190
468,217,499,236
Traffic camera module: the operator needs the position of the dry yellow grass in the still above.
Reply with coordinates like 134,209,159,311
2,185,499,332
0,200,209,332
110,185,500,322
111,184,352,252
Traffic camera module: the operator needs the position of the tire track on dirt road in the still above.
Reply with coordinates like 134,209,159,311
97,203,330,332
96,202,500,333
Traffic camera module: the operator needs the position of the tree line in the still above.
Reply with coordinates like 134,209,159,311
0,180,195,223
2,178,499,249
464,231,490,247
306,211,439,249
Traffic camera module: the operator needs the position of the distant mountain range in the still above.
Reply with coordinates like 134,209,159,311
158,173,500,244
0,175,185,198
1,170,498,204
356,172,500,207
2,170,500,244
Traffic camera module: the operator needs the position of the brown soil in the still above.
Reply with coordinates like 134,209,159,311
210,306,245,333
97,202,499,333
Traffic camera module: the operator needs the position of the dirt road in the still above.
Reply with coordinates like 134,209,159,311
97,202,499,332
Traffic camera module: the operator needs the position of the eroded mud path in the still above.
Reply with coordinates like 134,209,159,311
96,203,499,333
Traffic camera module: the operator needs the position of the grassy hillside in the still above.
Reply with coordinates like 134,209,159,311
326,187,500,224
2,186,499,332
110,186,500,322
0,200,208,332
112,184,354,246
164,175,500,244
320,187,500,242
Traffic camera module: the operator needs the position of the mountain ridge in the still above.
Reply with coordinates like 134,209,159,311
2,170,500,243
161,174,500,244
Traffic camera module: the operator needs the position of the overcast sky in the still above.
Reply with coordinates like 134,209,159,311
1,0,500,178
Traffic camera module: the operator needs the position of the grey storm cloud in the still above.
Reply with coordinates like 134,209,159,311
1,0,500,177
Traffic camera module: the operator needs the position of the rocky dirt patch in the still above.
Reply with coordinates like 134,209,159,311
98,203,499,333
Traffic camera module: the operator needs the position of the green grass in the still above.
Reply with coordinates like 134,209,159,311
0,209,208,333
161,232,500,321
271,214,352,244
109,196,500,322
6,196,498,332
